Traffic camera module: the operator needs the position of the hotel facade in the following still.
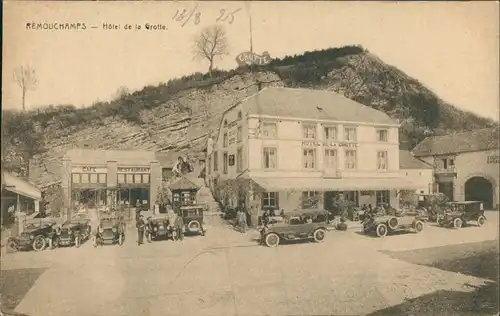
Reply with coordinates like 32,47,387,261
206,87,421,224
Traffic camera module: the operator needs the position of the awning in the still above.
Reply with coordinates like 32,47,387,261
2,173,42,200
252,177,420,191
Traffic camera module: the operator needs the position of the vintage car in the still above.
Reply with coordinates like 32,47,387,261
180,205,206,236
93,216,126,247
7,221,57,252
362,209,427,237
259,209,329,247
55,216,92,248
415,193,448,222
146,215,172,241
437,201,486,229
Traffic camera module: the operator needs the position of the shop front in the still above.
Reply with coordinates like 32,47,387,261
115,167,151,208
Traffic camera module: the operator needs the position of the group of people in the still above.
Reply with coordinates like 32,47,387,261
135,210,185,246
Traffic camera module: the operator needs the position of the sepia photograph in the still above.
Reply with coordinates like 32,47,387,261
1,1,499,315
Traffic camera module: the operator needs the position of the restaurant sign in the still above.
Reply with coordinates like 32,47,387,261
487,155,500,164
117,167,151,173
302,141,359,148
72,166,107,173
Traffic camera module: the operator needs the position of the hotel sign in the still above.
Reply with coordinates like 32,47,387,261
117,167,150,173
302,141,359,148
236,51,272,67
72,166,107,173
487,155,499,164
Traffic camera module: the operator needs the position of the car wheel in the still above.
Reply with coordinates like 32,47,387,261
313,228,326,242
32,236,46,252
476,215,486,227
75,236,81,248
188,220,200,232
118,234,124,246
265,233,280,247
376,224,388,237
453,218,463,229
413,220,424,233
388,217,398,230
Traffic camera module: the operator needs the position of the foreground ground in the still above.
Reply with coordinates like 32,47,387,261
1,212,498,316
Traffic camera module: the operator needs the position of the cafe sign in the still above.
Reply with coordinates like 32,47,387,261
72,166,107,173
236,51,272,67
302,141,359,148
117,167,150,173
487,155,499,164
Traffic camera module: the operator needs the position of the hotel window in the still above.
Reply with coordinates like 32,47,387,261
118,174,126,184
345,150,357,169
377,151,388,170
324,149,338,170
376,190,390,205
134,174,142,184
302,191,320,209
263,147,277,169
262,192,279,208
236,148,243,172
72,174,80,183
303,124,316,139
90,174,98,183
303,148,316,169
126,174,134,184
344,127,357,142
442,158,455,170
237,126,242,142
213,152,218,172
223,152,228,174
376,129,388,142
262,122,277,138
142,174,150,184
324,126,337,140
344,191,359,206
98,173,107,184
223,133,228,147
81,174,90,184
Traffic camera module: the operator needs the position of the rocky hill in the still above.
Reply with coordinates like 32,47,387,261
2,45,497,197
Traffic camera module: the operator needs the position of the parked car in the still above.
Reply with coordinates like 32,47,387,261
259,209,329,247
7,222,57,252
146,215,172,241
416,193,449,222
437,201,486,229
180,205,206,236
54,216,92,248
362,210,427,237
93,216,126,247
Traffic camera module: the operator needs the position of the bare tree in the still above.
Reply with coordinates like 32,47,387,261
192,25,229,73
13,65,38,111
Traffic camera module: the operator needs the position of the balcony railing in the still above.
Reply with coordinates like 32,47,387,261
434,167,457,174
322,169,342,178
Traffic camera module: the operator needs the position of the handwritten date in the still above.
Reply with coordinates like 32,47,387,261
172,5,241,27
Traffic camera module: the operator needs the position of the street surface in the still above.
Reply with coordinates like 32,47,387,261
1,212,498,316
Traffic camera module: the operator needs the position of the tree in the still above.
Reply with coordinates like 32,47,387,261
112,86,130,101
13,65,38,111
192,25,229,73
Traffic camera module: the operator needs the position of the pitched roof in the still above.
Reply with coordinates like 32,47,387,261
2,172,42,200
399,150,433,170
168,177,200,191
412,127,500,157
65,149,158,165
239,87,398,125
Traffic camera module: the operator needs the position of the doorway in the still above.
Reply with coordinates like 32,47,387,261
438,182,454,202
465,177,493,209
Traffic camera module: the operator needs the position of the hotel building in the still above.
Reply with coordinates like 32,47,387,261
206,87,421,224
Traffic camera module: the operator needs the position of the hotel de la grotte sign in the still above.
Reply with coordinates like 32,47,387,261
117,167,151,173
236,51,272,67
302,141,359,148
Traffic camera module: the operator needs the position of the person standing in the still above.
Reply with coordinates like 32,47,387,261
174,213,184,241
136,215,146,246
238,209,247,233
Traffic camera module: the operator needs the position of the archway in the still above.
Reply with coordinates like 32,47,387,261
465,177,493,209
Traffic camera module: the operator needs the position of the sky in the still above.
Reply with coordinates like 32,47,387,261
3,1,499,121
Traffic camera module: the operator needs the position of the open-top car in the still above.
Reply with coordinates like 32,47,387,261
180,205,206,236
363,208,427,237
8,221,57,252
55,215,92,248
146,215,172,241
437,201,486,229
260,209,329,247
93,216,126,247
